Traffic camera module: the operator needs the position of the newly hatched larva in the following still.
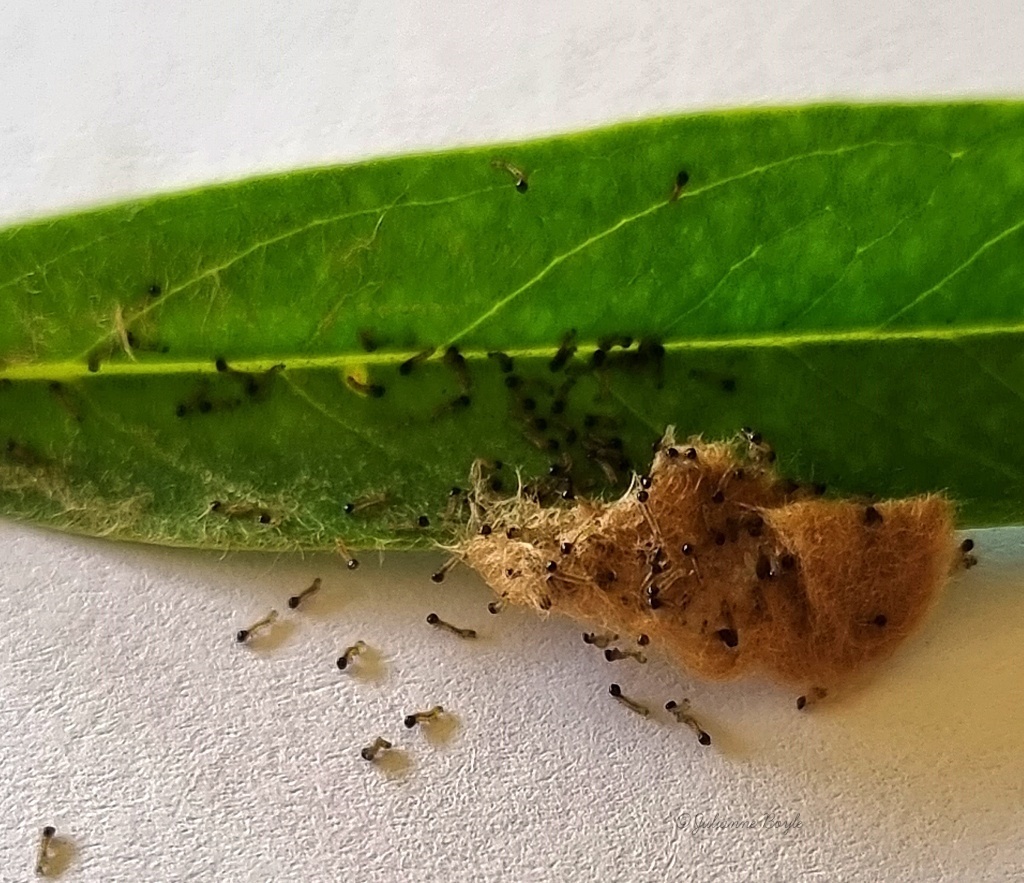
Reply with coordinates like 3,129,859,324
287,578,322,609
491,160,529,192
334,539,360,571
36,825,56,876
404,705,445,728
443,346,471,393
583,631,619,649
345,375,386,398
209,500,275,525
549,331,577,373
665,700,712,746
604,647,647,664
426,613,477,639
236,610,278,643
344,493,388,515
796,687,828,710
361,737,393,761
430,557,460,583
336,641,367,671
670,169,690,202
608,683,649,717
398,347,436,376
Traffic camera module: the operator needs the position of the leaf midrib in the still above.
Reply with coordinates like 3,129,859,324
4,323,1024,382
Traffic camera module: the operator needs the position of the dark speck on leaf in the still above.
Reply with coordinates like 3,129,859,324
357,329,379,353
549,331,577,372
487,351,514,373
346,376,386,398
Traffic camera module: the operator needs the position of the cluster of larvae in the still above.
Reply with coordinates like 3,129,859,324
460,429,967,690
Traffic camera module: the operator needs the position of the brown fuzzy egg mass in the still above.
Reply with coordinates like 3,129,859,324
459,430,962,689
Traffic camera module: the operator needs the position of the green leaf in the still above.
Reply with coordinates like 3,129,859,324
2,102,1023,550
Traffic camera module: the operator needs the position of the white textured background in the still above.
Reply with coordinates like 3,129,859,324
1,1,1023,881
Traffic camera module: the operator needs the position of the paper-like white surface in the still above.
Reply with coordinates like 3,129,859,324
2,2,1023,880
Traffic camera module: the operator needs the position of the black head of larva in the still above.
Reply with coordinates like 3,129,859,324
716,628,739,648
426,613,440,624
444,345,466,368
960,538,975,553
417,515,430,528
357,329,379,353
147,283,162,297
608,683,622,697
487,351,514,373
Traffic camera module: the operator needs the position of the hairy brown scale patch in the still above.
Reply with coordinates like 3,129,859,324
460,430,960,688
